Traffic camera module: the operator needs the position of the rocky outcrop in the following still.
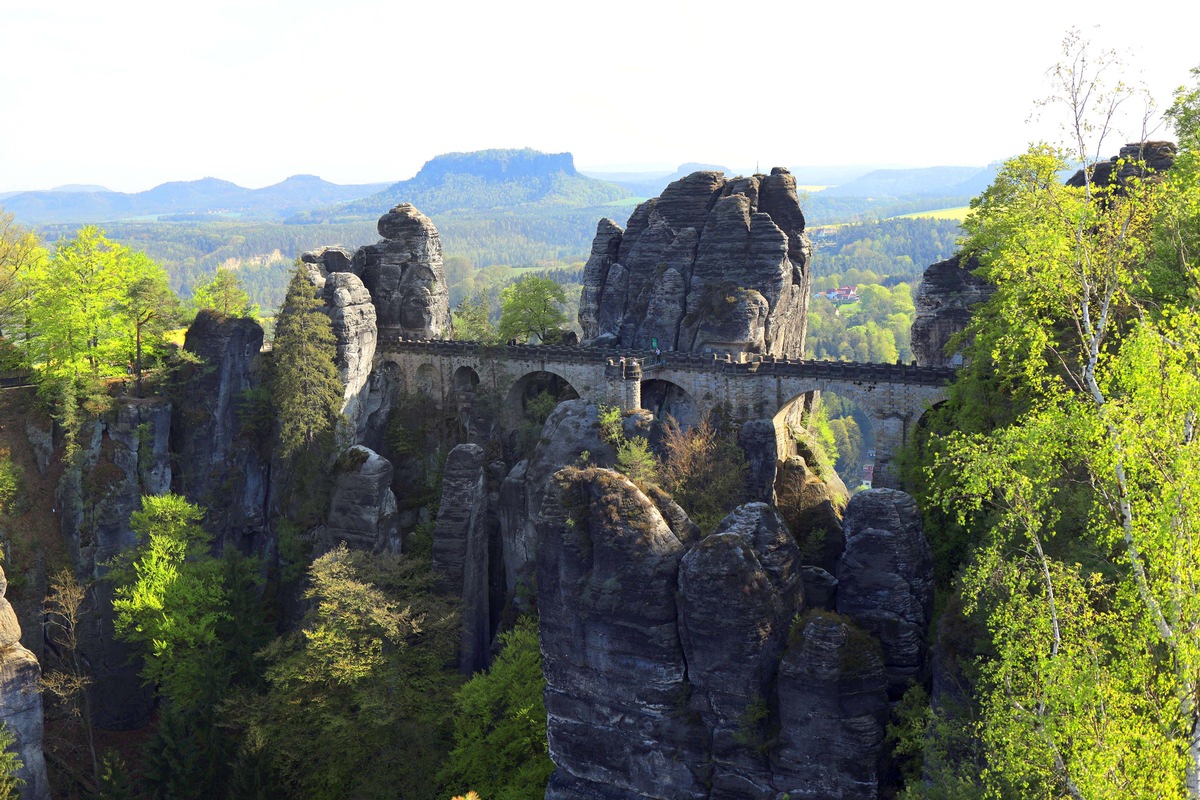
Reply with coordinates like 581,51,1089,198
325,446,398,551
0,566,49,799
538,467,708,799
836,489,934,698
496,400,634,598
320,272,378,434
579,168,812,357
677,504,803,796
171,310,269,546
57,398,172,728
773,432,849,573
1066,140,1177,188
772,612,889,799
352,204,451,339
538,466,896,800
910,253,990,367
432,443,491,673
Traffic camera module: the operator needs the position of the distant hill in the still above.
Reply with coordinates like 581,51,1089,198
2,175,392,225
821,166,989,197
305,148,630,222
51,183,112,193
582,162,731,198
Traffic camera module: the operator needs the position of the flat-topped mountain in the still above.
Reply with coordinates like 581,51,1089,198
2,175,391,224
304,148,630,222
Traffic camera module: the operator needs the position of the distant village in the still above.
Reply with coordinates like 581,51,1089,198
815,286,859,304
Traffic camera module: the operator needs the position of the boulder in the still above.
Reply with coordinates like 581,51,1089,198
432,443,491,673
0,567,49,800
836,488,935,698
579,168,812,357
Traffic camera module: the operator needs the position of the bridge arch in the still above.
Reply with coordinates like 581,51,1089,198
640,378,699,428
453,365,481,392
503,368,582,429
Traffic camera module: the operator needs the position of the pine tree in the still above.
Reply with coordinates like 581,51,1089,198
270,265,344,460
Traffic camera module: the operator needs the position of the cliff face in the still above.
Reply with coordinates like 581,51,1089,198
579,168,812,357
910,254,991,367
0,566,50,799
171,310,270,548
537,467,924,799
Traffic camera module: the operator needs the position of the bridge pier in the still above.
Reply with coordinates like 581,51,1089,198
605,358,642,413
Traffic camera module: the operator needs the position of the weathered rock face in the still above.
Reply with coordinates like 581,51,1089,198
836,488,935,698
352,204,451,339
677,503,804,797
325,445,398,551
496,400,628,598
432,443,491,673
538,467,708,799
910,253,991,367
772,613,889,799
579,168,812,357
171,310,269,546
538,468,895,800
320,272,378,434
1066,140,1177,188
0,567,50,800
773,432,849,573
300,245,355,289
57,398,172,728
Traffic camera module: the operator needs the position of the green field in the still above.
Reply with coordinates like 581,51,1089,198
891,206,972,221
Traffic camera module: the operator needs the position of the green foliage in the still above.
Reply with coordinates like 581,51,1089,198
0,724,23,800
270,264,344,460
452,291,497,342
191,267,258,318
111,493,227,711
658,415,748,533
497,274,567,343
615,435,658,488
0,451,21,517
917,60,1200,799
239,545,461,800
440,617,553,800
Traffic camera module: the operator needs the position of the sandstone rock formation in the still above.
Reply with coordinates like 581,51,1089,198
58,398,173,728
320,272,377,434
432,443,491,673
325,445,398,551
0,566,50,799
836,488,935,698
1066,140,1177,188
677,503,803,796
171,310,269,546
537,467,900,799
773,432,849,574
538,467,708,799
910,253,991,367
579,168,812,357
352,204,451,339
772,612,889,799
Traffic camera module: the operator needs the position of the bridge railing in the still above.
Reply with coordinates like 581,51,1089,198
376,336,958,386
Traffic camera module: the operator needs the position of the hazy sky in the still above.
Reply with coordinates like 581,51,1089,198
2,0,1195,193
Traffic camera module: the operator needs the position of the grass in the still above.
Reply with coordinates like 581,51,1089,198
890,206,972,221
601,197,648,207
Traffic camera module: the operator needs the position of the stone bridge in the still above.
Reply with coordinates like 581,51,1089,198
374,337,956,488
